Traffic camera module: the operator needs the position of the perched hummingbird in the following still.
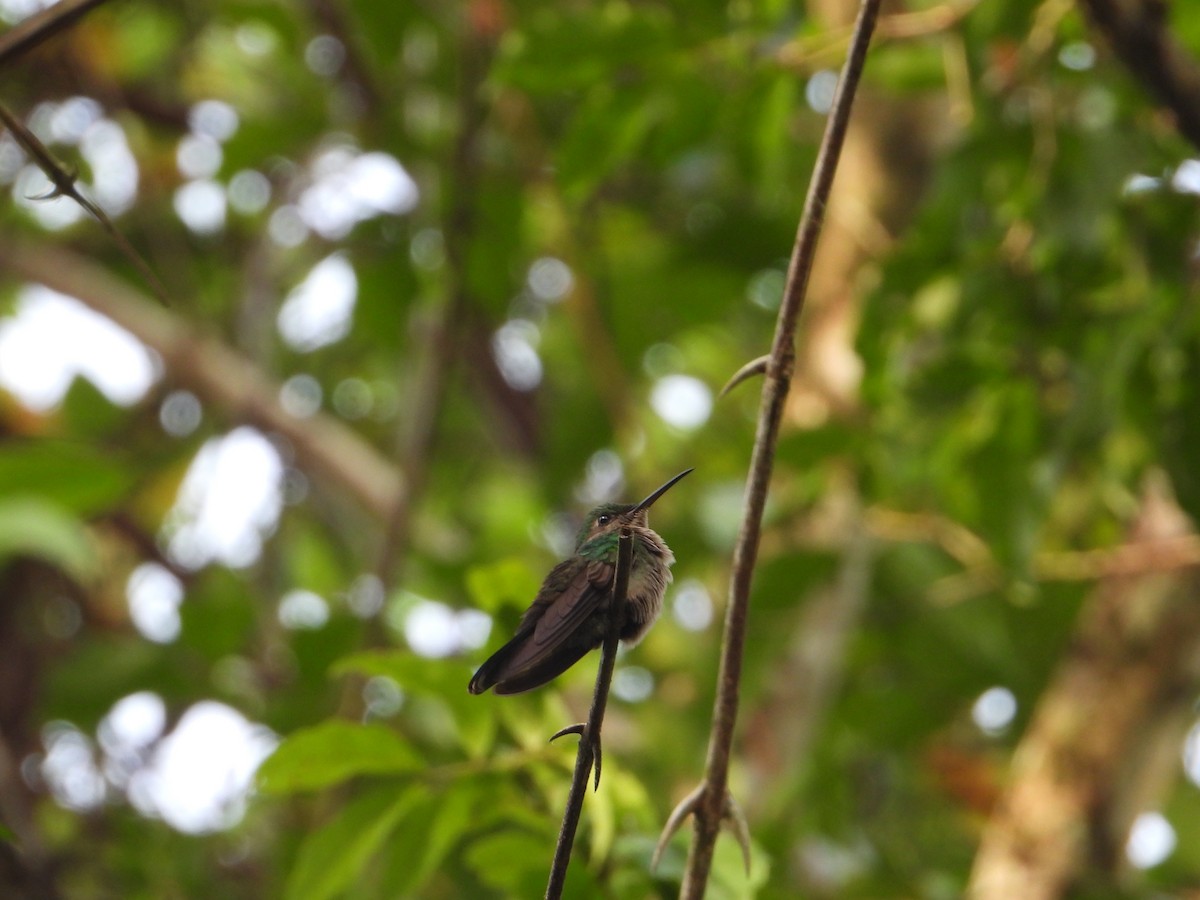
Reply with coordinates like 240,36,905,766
468,468,692,695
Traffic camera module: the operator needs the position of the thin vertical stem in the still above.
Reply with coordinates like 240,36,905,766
678,0,882,894
545,529,633,899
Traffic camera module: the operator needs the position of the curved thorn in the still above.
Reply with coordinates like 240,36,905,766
721,789,752,874
549,723,585,743
28,185,65,201
651,784,705,872
718,355,771,399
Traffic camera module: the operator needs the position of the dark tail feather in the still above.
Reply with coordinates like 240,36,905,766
468,630,590,695
468,629,531,694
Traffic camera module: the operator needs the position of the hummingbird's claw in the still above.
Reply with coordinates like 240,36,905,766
718,354,771,399
650,786,752,874
548,723,585,743
548,723,603,790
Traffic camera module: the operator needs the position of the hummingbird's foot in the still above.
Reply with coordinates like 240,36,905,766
651,785,752,874
549,723,603,790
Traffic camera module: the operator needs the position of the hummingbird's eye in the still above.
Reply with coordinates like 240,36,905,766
597,514,611,526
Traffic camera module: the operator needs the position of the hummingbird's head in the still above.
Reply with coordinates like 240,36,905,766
573,468,693,550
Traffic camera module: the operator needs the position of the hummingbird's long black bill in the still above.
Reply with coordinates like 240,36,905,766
633,468,693,513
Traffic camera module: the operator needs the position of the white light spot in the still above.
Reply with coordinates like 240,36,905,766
234,20,277,57
972,686,1017,735
1058,41,1095,71
176,134,222,180
748,268,786,311
612,666,654,703
579,449,624,504
346,573,385,618
305,34,345,77
363,676,404,718
0,0,54,25
527,257,573,302
127,563,184,643
99,692,166,788
164,428,285,570
128,701,277,834
99,692,166,753
298,150,418,240
159,390,202,437
1126,811,1176,869
651,374,712,430
457,609,492,650
1123,173,1161,195
0,131,24,183
173,179,227,234
80,118,138,215
41,722,105,811
1181,719,1200,786
13,164,83,229
278,254,357,351
268,205,308,247
1171,160,1200,195
188,100,239,142
672,579,713,631
0,286,158,411
280,373,323,417
278,589,329,629
492,319,542,391
47,96,102,143
806,70,839,114
404,600,459,658
228,169,271,215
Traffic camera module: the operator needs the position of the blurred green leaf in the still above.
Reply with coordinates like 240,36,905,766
0,443,134,516
257,721,423,794
283,786,422,900
0,496,94,579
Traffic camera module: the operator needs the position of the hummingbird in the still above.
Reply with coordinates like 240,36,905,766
468,468,692,695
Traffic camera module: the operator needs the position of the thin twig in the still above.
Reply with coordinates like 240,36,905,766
0,0,111,67
0,103,172,306
545,529,633,900
374,10,498,591
675,0,882,895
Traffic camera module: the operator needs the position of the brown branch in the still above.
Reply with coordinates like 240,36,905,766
967,476,1200,898
674,0,882,894
0,103,172,306
1079,0,1200,152
374,12,499,590
0,240,405,523
544,529,632,900
0,0,111,68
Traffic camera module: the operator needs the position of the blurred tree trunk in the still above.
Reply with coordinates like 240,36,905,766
968,473,1200,899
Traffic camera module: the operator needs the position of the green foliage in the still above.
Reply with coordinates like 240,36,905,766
2,0,1200,896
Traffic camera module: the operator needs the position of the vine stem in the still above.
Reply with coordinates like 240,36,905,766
677,0,882,894
545,529,633,899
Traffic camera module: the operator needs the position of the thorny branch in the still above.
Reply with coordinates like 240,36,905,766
0,103,172,306
670,0,882,894
544,530,633,900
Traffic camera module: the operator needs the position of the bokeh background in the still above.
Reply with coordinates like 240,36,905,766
2,0,1200,897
